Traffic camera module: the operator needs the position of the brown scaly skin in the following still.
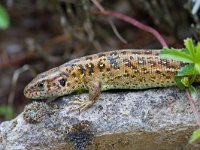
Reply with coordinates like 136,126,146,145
24,49,187,111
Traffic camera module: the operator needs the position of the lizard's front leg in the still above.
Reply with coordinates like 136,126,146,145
69,81,101,112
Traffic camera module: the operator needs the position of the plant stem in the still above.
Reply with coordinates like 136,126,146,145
91,0,168,48
102,11,168,48
186,89,200,126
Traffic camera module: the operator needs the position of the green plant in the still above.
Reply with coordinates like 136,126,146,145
0,4,9,29
160,38,200,144
0,105,13,120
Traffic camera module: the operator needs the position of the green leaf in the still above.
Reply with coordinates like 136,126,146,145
181,48,190,54
189,128,200,144
175,76,186,89
0,105,13,120
160,49,194,63
189,85,198,100
184,38,195,58
177,64,195,76
0,4,9,29
195,63,200,74
196,42,200,61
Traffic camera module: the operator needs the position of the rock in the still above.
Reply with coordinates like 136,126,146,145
0,87,200,150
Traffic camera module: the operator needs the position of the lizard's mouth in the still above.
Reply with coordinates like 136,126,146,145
23,85,31,98
23,85,44,99
23,84,61,99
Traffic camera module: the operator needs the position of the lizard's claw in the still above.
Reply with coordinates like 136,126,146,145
68,97,84,105
68,98,94,112
68,81,100,112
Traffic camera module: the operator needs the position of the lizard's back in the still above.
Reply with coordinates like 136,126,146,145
60,49,183,91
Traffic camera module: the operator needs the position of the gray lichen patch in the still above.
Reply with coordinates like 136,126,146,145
23,101,58,124
67,120,94,150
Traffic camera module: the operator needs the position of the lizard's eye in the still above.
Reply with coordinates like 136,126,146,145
59,79,66,87
37,83,44,89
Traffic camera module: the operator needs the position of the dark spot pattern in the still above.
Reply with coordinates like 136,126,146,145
78,65,86,74
106,68,111,72
155,70,161,74
124,70,129,77
110,51,117,56
67,82,71,87
166,76,172,79
121,51,127,55
160,59,167,65
123,59,132,67
131,75,136,78
132,66,137,70
141,67,148,73
98,61,105,72
47,84,51,89
85,63,95,75
138,78,143,82
72,72,76,77
138,57,145,66
148,60,156,67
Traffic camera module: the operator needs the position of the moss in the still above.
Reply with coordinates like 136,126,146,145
23,102,58,124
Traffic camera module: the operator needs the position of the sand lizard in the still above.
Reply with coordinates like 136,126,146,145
24,49,194,111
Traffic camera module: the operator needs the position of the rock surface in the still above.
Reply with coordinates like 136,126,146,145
0,87,200,150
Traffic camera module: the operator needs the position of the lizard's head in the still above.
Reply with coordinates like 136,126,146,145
24,67,73,99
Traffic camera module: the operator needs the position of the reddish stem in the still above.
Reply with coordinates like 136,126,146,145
101,10,168,48
186,90,200,126
91,0,167,47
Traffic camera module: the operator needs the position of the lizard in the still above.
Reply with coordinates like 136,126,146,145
23,49,197,111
